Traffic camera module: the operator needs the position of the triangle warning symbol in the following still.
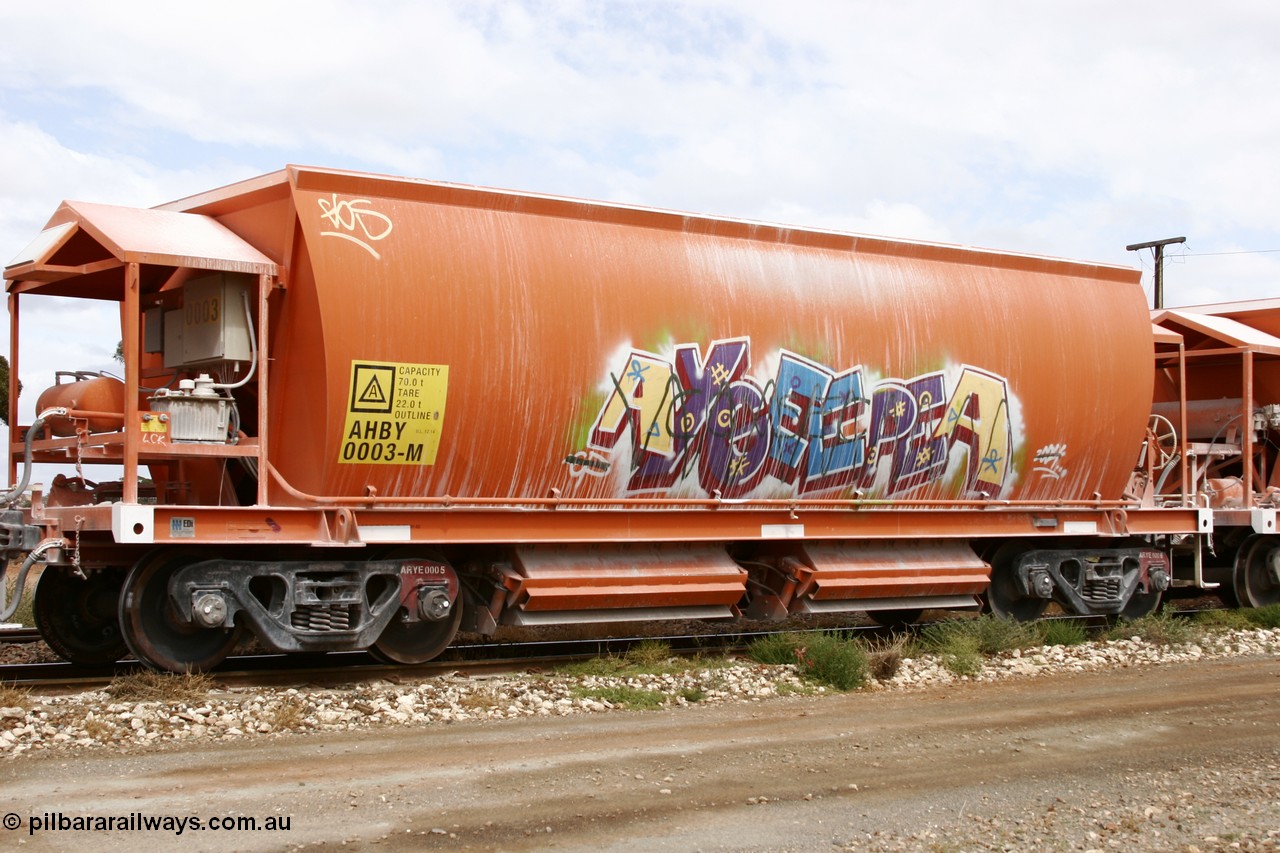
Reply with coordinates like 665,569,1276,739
358,375,388,407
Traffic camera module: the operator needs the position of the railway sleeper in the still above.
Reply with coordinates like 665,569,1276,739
1008,547,1171,616
167,557,460,654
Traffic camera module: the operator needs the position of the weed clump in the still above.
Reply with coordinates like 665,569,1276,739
918,615,1040,676
748,632,868,691
921,615,1038,655
1037,619,1090,647
920,629,983,676
864,634,911,681
970,615,1041,653
267,696,308,730
747,632,805,666
1193,609,1255,632
571,685,666,710
797,634,869,691
1106,607,1200,647
105,670,215,703
558,639,710,679
623,639,672,668
678,686,706,703
0,683,31,710
1244,603,1280,629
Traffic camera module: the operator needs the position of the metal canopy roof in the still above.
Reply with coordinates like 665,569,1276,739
1153,308,1280,356
1151,322,1183,346
4,200,276,297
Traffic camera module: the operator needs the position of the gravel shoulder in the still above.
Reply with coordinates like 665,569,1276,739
2,639,1279,852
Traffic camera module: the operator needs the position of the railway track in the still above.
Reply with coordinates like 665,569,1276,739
0,604,1225,691
0,627,41,645
0,629,782,691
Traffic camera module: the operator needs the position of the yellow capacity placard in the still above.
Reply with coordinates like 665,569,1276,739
340,360,448,465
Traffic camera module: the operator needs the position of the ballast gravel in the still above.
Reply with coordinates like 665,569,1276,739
1,627,1277,757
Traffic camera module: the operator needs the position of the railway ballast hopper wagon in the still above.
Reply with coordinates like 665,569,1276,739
0,167,1212,672
1148,299,1280,609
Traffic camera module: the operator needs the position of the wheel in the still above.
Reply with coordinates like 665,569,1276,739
33,566,128,665
1117,588,1163,621
1234,536,1280,609
867,608,923,628
1144,414,1178,468
369,599,463,665
981,544,1048,621
118,550,243,672
367,548,464,665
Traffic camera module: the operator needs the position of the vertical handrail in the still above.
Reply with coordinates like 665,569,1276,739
7,293,18,489
1243,349,1254,509
122,262,141,504
255,272,272,506
1178,341,1189,505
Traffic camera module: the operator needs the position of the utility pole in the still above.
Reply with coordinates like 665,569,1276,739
1126,236,1186,310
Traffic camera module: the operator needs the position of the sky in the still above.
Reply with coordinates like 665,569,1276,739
1,0,1278,423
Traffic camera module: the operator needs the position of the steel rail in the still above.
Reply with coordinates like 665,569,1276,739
0,627,881,690
0,604,1228,691
0,628,41,645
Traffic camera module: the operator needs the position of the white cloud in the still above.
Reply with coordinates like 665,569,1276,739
2,0,1280,421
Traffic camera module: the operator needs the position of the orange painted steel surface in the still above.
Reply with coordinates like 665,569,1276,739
1154,303,1280,411
508,544,747,611
162,166,1152,512
794,540,990,601
35,377,129,436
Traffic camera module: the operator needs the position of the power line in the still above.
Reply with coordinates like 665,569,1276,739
1182,248,1280,257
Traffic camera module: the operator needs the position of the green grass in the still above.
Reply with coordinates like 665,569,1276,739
1243,603,1280,629
1193,609,1256,631
918,629,983,676
920,615,1039,655
918,615,1043,676
1106,607,1201,646
1036,619,1090,647
557,600,1280,702
571,684,666,710
797,634,869,690
747,632,868,691
623,639,673,667
1192,604,1280,631
747,632,805,666
3,567,35,627
940,638,984,677
558,640,674,678
557,640,734,679
678,686,706,703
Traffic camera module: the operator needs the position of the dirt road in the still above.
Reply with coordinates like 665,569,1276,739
3,656,1280,851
